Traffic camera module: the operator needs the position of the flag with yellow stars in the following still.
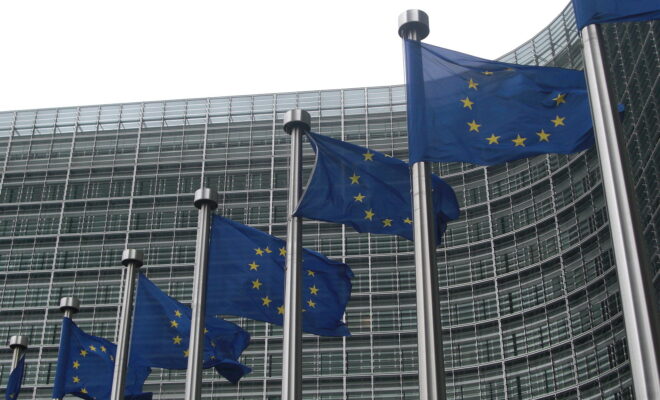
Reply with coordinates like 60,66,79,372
206,215,353,337
130,274,251,384
51,318,151,400
4,354,25,400
294,132,460,243
404,39,596,165
572,0,659,30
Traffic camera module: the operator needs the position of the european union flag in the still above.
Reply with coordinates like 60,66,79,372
51,318,151,400
206,215,353,337
130,274,251,384
4,355,25,400
572,0,660,30
404,40,594,166
294,132,460,244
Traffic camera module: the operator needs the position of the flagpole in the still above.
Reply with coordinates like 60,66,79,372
281,109,310,400
398,10,446,400
52,296,80,400
110,249,144,400
8,335,28,371
185,188,218,399
581,24,660,398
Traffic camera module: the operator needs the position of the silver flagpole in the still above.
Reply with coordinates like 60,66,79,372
581,24,660,398
185,188,218,399
398,10,446,400
110,249,144,400
281,109,310,400
53,296,80,400
8,335,28,370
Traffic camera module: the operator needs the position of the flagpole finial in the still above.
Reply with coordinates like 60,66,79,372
8,335,28,350
283,109,311,135
59,296,80,316
121,249,144,268
193,187,219,210
398,9,429,40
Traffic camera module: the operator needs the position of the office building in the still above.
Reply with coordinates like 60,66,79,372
0,3,657,399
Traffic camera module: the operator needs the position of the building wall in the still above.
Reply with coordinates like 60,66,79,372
0,3,656,400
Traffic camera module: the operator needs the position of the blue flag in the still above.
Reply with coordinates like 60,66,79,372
51,318,151,400
5,355,25,400
572,0,660,30
294,132,460,244
404,40,594,166
206,215,353,337
130,274,251,384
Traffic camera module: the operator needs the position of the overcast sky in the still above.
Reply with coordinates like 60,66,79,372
0,0,570,112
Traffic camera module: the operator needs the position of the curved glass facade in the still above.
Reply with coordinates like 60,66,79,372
0,3,657,399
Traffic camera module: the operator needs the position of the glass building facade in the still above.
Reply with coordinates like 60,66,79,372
0,4,657,399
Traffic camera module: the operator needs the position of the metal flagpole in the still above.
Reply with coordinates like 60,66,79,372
398,10,446,400
581,24,660,398
53,296,80,400
185,188,218,399
281,109,310,400
8,335,28,371
110,249,144,400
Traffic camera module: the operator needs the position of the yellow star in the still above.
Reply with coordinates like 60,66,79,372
403,217,413,224
80,349,88,357
551,115,565,127
204,328,208,334
468,78,479,90
255,248,264,256
277,305,285,315
81,388,88,394
279,247,287,256
183,349,189,357
264,247,272,253
210,355,216,360
100,346,107,353
170,320,179,328
349,173,360,184
73,360,80,369
363,151,374,161
460,97,474,110
252,279,262,289
364,209,375,221
486,134,501,144
512,135,527,147
353,193,366,202
89,345,96,351
262,296,272,307
552,93,566,105
309,285,319,295
536,129,551,142
482,71,494,75
211,341,216,347
307,270,315,277
248,261,259,271
174,310,182,318
307,299,316,308
73,376,80,383
173,336,182,345
382,218,393,227
467,120,481,132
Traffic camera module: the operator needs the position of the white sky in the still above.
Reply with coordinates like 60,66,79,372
0,0,570,112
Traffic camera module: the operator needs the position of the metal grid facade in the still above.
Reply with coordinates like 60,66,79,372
0,4,657,399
